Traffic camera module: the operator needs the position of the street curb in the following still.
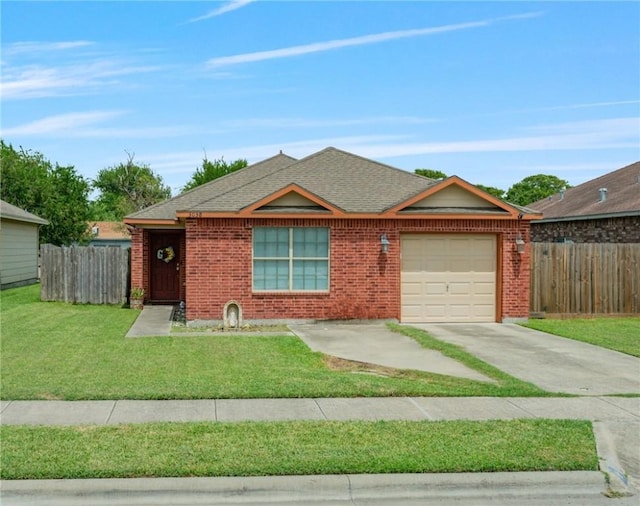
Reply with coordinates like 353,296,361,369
1,471,609,504
593,421,636,497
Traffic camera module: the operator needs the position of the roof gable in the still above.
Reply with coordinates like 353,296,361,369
384,176,537,218
529,161,640,220
240,184,345,216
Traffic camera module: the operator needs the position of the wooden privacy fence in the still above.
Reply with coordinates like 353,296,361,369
40,244,130,304
530,243,640,316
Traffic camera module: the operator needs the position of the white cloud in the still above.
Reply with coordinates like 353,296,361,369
464,100,640,120
527,100,640,112
343,118,639,159
143,135,407,175
1,60,164,100
1,111,126,136
3,41,94,56
1,110,191,139
223,116,436,129
139,116,637,179
206,12,543,67
188,0,254,23
524,117,639,135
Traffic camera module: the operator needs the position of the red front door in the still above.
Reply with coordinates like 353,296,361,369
149,232,181,302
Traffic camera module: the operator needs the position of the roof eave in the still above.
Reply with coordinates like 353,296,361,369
174,210,538,220
1,214,49,225
123,218,180,226
532,210,640,223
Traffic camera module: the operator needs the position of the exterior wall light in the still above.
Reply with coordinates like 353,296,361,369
516,234,525,254
380,234,390,254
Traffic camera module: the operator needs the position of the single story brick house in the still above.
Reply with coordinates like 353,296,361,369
528,161,640,243
125,147,540,324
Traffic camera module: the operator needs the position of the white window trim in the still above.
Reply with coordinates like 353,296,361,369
252,227,330,292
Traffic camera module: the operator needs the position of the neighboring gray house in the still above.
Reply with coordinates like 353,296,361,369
529,161,640,243
0,199,49,290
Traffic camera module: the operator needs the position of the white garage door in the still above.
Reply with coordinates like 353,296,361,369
401,234,496,323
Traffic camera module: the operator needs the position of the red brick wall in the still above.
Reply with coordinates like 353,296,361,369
531,215,640,243
130,228,148,301
181,217,531,322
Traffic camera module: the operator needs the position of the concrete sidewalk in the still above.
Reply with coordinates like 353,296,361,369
2,397,638,425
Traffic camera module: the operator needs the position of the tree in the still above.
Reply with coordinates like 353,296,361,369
475,184,506,200
182,156,248,192
92,153,171,220
414,168,447,180
0,140,91,245
505,174,571,206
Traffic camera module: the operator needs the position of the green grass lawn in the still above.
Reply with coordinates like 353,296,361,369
0,285,545,400
522,318,640,357
0,419,597,479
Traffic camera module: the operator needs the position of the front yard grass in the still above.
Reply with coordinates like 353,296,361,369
0,285,546,400
0,419,597,479
522,318,640,357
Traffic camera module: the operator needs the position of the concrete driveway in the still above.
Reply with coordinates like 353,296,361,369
410,323,640,396
289,323,493,383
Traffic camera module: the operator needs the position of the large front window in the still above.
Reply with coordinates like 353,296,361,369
253,227,329,291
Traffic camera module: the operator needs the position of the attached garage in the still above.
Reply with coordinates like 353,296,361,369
401,234,497,322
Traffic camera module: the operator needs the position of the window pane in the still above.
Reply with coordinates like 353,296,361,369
292,260,328,290
254,260,289,290
293,228,328,258
254,228,289,257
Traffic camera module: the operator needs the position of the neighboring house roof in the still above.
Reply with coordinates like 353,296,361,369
529,161,640,222
89,221,131,240
0,199,49,225
125,147,538,223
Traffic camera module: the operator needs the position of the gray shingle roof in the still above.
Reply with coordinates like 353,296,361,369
188,147,437,214
126,147,524,221
529,161,640,220
126,152,298,220
0,199,49,225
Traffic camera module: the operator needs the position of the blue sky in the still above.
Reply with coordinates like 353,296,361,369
2,1,639,196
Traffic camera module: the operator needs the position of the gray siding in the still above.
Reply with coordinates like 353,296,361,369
0,218,40,289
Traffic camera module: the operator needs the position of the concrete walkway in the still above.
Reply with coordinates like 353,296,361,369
412,323,640,396
125,305,173,337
